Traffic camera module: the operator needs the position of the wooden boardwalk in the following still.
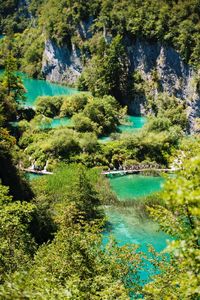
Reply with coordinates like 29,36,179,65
22,167,179,177
21,168,53,175
101,168,179,175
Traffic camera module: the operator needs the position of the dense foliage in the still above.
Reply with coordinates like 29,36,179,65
0,2,199,299
35,93,124,135
144,153,200,299
0,0,30,34
0,52,33,200
36,0,200,67
16,91,186,171
1,0,199,91
78,35,129,100
0,165,143,299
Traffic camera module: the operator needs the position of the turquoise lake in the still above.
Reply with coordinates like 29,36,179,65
99,116,146,141
109,174,164,200
42,117,72,129
0,70,78,107
103,205,171,284
105,175,168,250
118,116,146,133
21,73,78,107
103,174,171,284
1,70,146,133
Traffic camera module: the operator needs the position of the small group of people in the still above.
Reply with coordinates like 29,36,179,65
107,163,160,172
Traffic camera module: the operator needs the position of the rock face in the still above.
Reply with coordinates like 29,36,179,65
42,35,200,129
42,18,93,85
126,39,200,127
42,39,83,85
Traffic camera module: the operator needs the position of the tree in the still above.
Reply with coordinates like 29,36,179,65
0,165,142,299
0,38,26,122
144,155,200,299
2,39,25,102
0,127,33,200
82,35,129,100
0,184,36,282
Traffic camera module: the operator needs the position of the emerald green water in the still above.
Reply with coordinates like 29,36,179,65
118,116,146,133
109,174,164,200
99,116,147,142
103,206,171,284
99,136,111,142
104,175,171,285
20,73,78,107
25,173,44,180
42,117,72,129
50,117,71,128
104,174,167,249
103,206,170,251
0,70,78,107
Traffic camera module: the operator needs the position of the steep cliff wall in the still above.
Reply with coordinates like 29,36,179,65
42,39,82,85
41,36,200,129
42,18,93,85
126,39,200,128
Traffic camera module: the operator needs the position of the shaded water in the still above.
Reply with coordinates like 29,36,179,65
25,173,44,180
42,117,72,129
99,116,146,142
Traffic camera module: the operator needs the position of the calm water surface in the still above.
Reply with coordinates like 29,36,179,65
99,116,147,142
109,174,164,200
106,175,167,250
43,117,72,129
0,70,78,107
21,73,78,107
104,174,171,285
103,206,170,252
118,116,146,133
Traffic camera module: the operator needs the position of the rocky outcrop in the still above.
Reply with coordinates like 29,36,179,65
126,39,200,127
42,39,83,85
42,18,93,85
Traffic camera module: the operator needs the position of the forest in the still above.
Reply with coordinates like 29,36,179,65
0,0,200,299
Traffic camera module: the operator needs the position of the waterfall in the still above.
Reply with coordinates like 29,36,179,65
44,160,49,172
30,160,35,170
